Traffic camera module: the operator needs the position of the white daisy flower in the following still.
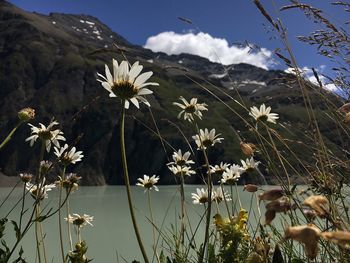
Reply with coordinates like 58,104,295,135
167,149,195,166
26,178,56,200
54,144,84,165
221,164,244,184
212,187,231,203
65,213,94,227
192,128,224,150
249,104,279,124
136,175,159,192
191,188,209,205
173,96,208,122
241,157,260,173
25,120,65,152
168,165,196,177
210,162,230,176
97,59,159,109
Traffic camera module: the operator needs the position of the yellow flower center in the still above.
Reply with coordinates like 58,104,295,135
203,139,213,148
144,182,153,189
73,218,85,226
257,114,268,122
245,167,255,173
112,81,138,99
185,105,196,114
38,130,53,140
199,196,208,204
176,159,186,166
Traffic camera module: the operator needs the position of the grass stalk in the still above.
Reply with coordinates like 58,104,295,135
119,100,149,263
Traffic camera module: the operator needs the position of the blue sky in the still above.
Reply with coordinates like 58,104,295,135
8,0,348,83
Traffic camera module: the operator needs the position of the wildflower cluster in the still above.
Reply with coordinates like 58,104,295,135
191,187,231,205
167,149,196,177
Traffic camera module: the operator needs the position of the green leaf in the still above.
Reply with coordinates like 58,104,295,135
10,221,21,241
0,219,8,239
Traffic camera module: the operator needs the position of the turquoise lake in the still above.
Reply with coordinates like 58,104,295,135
0,185,277,262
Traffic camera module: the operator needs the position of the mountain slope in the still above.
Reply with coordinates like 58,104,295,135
0,1,344,185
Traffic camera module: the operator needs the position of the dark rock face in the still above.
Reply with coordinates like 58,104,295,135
0,1,344,186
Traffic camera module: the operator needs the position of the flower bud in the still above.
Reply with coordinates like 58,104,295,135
240,142,255,156
18,107,35,122
40,161,52,175
19,173,33,183
243,184,258,193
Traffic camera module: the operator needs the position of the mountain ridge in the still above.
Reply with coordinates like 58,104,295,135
0,1,344,186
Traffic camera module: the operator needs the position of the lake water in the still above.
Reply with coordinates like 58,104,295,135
0,185,268,262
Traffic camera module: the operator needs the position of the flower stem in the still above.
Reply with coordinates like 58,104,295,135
179,174,186,245
58,166,66,262
119,100,149,263
147,191,158,262
0,121,21,151
66,197,73,251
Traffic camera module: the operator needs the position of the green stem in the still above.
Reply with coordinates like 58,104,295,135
19,183,26,231
35,206,43,263
119,100,149,263
0,122,21,150
195,124,212,263
147,191,159,262
179,174,186,245
66,197,73,251
58,166,66,263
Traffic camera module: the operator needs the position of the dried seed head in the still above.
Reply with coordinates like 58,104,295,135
264,199,293,225
244,184,258,193
18,107,35,122
338,102,350,113
302,208,317,221
284,225,321,259
259,188,284,201
266,199,293,213
240,142,255,156
320,231,350,249
303,195,329,218
344,112,350,124
19,173,33,183
264,209,276,225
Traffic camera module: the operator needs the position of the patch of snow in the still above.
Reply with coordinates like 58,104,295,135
97,36,103,40
147,59,154,63
79,20,85,23
110,35,113,38
209,72,228,79
241,80,266,86
178,60,183,64
85,20,95,25
104,45,108,48
75,28,81,32
52,21,56,25
89,25,94,28
252,89,258,93
92,30,100,35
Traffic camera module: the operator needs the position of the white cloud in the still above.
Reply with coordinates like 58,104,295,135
284,66,338,92
144,31,274,70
